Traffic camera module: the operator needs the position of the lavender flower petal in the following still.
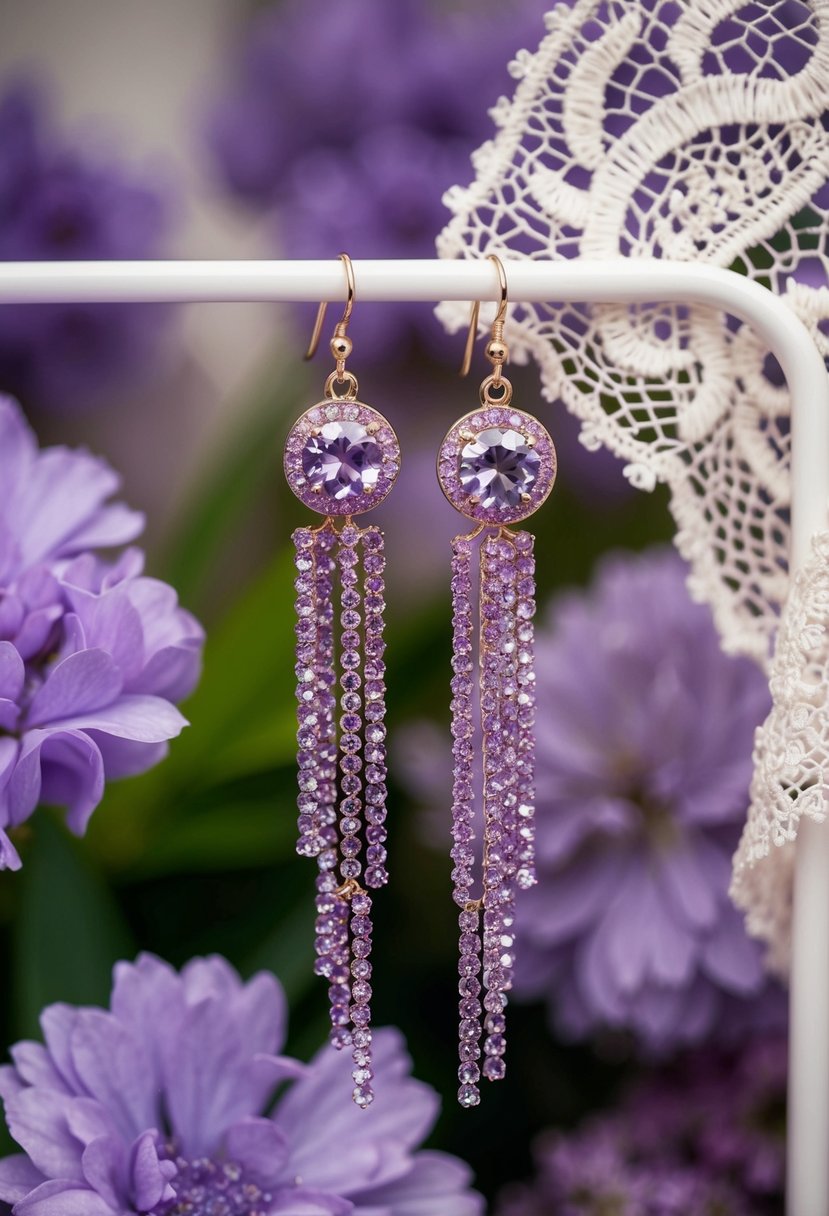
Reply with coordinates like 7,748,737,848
0,1156,45,1204
15,1181,117,1215
0,396,203,863
0,955,482,1214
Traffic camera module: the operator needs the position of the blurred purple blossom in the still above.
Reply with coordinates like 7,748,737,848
0,952,483,1215
514,549,782,1052
0,394,203,869
0,79,170,412
207,0,547,358
399,548,783,1054
498,1129,754,1216
496,1037,785,1215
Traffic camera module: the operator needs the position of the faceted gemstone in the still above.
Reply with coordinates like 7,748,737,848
459,427,540,509
484,1033,506,1056
483,1056,506,1081
302,421,382,500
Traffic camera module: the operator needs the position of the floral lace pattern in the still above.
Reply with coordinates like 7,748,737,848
437,0,829,965
732,532,829,973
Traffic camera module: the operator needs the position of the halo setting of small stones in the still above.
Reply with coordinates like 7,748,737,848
285,400,400,516
438,406,556,525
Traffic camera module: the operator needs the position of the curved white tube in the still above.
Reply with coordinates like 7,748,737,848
0,257,826,1212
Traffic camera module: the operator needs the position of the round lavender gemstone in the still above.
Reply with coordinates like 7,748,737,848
459,427,540,510
302,421,382,500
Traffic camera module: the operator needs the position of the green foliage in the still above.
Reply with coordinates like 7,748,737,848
12,813,134,1039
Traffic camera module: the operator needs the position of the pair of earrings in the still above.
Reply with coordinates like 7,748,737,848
283,254,556,1110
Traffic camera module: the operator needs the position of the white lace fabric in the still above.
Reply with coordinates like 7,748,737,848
732,532,829,973
437,0,829,968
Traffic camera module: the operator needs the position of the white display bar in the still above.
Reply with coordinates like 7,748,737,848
0,257,826,1215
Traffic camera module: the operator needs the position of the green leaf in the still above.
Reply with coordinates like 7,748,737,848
159,360,310,609
13,813,135,1038
159,547,299,787
241,880,316,1006
127,768,300,878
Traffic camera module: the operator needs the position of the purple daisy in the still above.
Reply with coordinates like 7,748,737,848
514,549,782,1051
0,394,203,869
398,548,782,1054
0,952,483,1215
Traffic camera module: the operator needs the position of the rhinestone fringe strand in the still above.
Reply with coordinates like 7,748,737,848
451,526,537,1107
293,519,389,1109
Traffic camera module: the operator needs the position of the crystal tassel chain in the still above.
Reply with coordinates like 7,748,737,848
292,519,389,1109
452,525,537,1108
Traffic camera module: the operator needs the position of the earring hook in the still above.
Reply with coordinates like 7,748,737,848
459,253,509,377
304,252,356,361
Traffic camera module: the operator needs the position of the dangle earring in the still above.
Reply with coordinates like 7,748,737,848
437,255,556,1107
284,254,400,1108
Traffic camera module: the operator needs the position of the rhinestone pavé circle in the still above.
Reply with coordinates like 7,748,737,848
285,400,400,515
438,406,556,524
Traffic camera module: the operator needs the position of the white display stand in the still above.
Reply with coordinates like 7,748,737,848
0,257,826,1215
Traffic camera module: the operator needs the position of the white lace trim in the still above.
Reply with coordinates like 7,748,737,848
438,0,829,966
732,531,829,973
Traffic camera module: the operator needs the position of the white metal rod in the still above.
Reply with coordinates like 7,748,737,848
0,257,827,1211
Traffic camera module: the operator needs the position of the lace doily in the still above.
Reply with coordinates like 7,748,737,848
732,532,829,973
437,0,829,966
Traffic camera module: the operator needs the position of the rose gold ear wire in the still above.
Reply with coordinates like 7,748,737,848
304,252,356,364
459,253,509,378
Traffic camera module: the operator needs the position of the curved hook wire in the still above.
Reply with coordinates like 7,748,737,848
304,252,356,361
459,253,509,377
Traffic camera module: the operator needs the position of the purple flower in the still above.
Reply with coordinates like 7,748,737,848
623,1038,787,1198
0,80,170,412
0,952,483,1215
497,1126,756,1216
496,1037,785,1215
207,0,546,358
399,548,783,1053
512,549,783,1052
0,394,203,869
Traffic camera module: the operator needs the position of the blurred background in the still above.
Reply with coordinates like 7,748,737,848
0,2,791,1210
